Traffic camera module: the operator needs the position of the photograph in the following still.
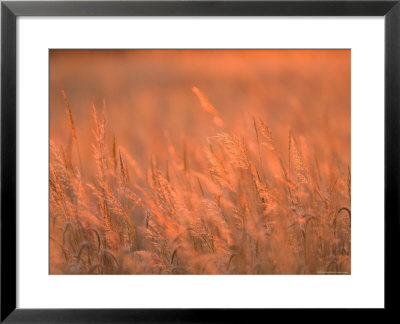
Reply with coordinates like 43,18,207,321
49,49,351,275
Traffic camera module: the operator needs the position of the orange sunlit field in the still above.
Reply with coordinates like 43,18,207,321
50,49,351,275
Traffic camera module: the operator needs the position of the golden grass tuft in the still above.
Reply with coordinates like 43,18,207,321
50,88,350,275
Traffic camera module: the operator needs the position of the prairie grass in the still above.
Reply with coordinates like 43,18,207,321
49,50,350,275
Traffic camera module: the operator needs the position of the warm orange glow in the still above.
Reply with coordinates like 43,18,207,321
50,49,350,274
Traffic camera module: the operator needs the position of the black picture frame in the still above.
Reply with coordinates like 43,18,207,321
1,0,399,322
